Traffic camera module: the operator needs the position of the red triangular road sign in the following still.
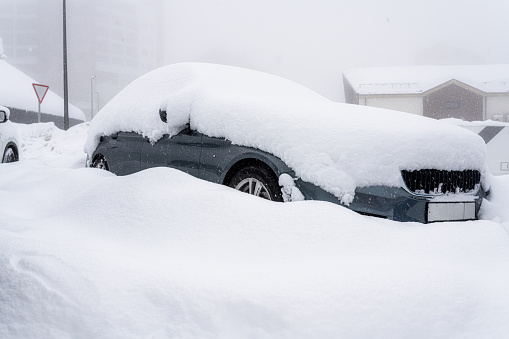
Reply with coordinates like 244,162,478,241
32,83,49,104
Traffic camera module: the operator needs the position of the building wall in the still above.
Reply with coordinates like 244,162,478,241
8,107,83,129
343,76,359,104
486,96,509,121
364,97,423,115
0,0,164,120
0,0,43,75
423,83,483,121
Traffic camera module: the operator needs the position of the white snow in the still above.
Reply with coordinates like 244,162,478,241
1,121,509,338
85,62,489,203
0,60,85,120
442,118,509,127
279,173,305,202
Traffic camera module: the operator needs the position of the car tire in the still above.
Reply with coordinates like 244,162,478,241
229,165,283,202
91,154,109,171
2,146,17,163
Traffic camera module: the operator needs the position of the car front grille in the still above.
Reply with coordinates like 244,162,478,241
401,169,481,195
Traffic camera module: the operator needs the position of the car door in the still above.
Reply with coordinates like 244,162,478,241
102,132,144,175
199,135,232,183
140,127,202,177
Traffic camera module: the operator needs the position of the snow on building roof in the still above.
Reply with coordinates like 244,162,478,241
0,60,85,120
343,65,509,95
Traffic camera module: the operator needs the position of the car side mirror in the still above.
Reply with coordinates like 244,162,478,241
159,109,167,123
0,111,6,123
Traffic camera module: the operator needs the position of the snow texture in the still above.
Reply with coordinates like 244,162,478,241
442,118,509,127
86,63,489,202
1,122,509,338
279,173,305,202
0,60,85,120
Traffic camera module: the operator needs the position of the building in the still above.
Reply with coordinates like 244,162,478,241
0,0,164,120
457,122,509,175
1,33,85,127
343,65,509,122
0,58,85,127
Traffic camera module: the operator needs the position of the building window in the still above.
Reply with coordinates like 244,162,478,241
444,101,461,110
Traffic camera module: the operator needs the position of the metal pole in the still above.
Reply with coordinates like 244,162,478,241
91,75,96,119
95,90,100,113
38,101,41,123
63,0,69,130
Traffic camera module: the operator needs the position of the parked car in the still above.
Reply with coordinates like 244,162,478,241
0,105,19,163
85,63,489,223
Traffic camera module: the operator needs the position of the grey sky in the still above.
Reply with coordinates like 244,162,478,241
163,0,509,101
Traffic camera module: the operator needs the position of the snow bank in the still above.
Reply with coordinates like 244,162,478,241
0,60,85,120
13,122,88,169
442,118,509,127
1,122,508,338
86,63,489,202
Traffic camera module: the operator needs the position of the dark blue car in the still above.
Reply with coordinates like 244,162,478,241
90,121,485,223
87,63,488,224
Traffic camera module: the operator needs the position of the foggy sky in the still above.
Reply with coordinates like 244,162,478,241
163,0,509,101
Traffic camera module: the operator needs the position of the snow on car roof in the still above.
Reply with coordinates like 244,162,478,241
85,62,488,203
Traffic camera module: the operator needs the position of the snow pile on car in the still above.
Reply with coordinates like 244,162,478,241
85,62,489,203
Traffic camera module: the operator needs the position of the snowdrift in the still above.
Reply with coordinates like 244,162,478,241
1,122,508,338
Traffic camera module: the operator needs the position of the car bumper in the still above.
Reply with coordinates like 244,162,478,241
294,179,484,223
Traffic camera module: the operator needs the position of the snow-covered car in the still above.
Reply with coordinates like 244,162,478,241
85,63,489,223
0,105,19,163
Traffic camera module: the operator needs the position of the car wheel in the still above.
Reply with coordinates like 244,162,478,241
2,147,16,163
91,154,109,171
229,165,283,202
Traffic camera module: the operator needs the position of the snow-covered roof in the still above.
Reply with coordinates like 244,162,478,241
0,60,85,120
343,65,509,95
86,62,488,203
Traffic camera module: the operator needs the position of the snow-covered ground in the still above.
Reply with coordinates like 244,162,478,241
1,122,509,338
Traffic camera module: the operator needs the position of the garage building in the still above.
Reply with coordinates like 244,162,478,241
343,65,509,121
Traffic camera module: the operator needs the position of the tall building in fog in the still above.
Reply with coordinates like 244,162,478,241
0,0,164,119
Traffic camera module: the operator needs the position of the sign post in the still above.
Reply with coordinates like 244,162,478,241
63,0,69,130
32,83,49,123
